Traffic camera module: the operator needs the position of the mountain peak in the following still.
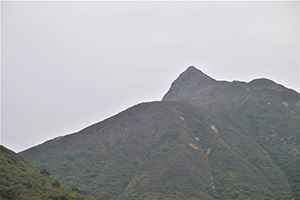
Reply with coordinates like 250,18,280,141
186,65,198,71
183,66,215,81
162,66,215,102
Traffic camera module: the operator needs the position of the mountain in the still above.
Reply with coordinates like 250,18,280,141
0,145,98,200
19,66,299,199
162,66,297,111
163,66,300,198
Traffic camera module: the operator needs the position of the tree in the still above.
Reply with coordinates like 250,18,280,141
52,180,61,188
40,168,50,176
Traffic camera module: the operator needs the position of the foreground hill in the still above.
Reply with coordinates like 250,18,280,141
19,66,299,199
0,145,97,200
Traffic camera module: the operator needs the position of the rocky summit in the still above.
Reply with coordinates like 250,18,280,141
19,66,299,199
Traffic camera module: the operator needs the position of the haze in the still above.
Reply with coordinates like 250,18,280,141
1,1,299,153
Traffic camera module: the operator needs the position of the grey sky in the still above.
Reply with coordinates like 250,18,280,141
2,1,299,153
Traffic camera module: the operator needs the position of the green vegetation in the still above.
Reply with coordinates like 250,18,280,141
20,101,295,199
0,145,99,200
41,168,51,176
217,88,300,198
52,180,61,188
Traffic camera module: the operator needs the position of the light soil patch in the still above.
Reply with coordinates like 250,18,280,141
206,147,212,155
283,102,289,107
211,125,218,133
194,137,199,141
53,136,64,141
180,116,185,121
188,143,199,150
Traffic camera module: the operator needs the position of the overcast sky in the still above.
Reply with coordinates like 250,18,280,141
2,1,299,153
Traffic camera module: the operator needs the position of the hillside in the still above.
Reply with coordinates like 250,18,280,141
162,66,300,198
19,66,299,199
20,101,292,199
0,145,98,200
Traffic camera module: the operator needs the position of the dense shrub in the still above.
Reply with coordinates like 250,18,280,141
52,180,61,188
40,168,50,176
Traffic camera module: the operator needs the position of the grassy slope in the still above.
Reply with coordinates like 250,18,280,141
0,145,98,200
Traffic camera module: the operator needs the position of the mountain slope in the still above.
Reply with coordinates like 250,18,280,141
20,101,292,199
162,66,300,198
0,145,96,200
